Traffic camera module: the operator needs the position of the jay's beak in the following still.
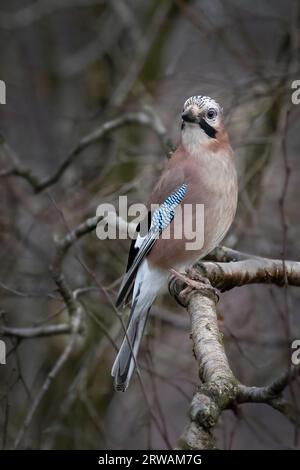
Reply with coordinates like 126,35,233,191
181,107,199,123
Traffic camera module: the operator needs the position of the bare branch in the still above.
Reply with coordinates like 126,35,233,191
237,367,300,425
174,287,238,449
170,274,300,449
0,0,105,30
0,323,73,339
0,110,172,193
52,215,101,273
237,367,298,403
10,206,94,448
13,304,83,449
110,1,173,108
192,257,300,291
204,245,260,262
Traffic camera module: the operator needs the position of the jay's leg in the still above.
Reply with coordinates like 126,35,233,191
170,267,219,304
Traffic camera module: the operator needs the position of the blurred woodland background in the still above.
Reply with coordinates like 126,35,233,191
0,0,300,450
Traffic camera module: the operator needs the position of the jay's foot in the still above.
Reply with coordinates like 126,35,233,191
170,267,219,305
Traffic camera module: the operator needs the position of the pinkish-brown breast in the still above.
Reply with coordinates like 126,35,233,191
147,144,238,270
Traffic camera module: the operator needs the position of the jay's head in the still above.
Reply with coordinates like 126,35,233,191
181,95,227,152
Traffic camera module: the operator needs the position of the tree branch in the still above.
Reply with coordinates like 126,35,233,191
169,271,300,449
13,307,82,449
0,110,172,193
0,0,105,30
237,367,300,426
192,257,300,291
3,199,300,449
0,324,73,338
171,285,237,449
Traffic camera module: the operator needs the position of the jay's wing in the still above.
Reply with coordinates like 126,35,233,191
116,182,188,308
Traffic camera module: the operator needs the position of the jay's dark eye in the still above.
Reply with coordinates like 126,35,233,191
207,108,217,119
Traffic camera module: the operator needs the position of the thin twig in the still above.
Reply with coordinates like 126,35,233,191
0,110,172,193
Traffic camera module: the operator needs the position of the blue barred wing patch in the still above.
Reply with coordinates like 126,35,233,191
116,183,188,308
151,183,188,232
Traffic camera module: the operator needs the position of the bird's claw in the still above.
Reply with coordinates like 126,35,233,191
170,267,219,305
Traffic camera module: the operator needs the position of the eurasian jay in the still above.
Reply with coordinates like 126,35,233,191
112,95,238,391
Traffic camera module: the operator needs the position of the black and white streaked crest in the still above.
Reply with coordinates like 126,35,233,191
183,95,222,114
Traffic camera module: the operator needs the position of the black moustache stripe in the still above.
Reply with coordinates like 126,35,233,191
199,118,217,138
